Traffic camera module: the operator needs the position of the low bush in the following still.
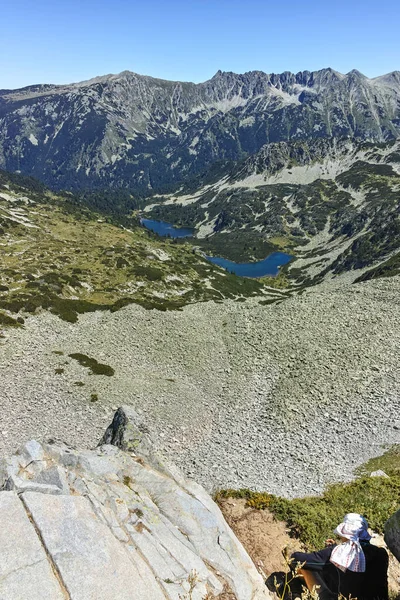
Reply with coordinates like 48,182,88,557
0,311,22,327
216,472,400,550
68,353,115,376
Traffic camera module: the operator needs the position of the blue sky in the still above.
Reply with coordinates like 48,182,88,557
2,0,399,89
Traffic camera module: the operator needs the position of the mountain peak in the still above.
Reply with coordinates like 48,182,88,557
346,68,367,78
0,66,399,191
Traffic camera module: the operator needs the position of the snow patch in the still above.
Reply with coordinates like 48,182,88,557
165,274,184,283
189,136,200,155
211,96,250,113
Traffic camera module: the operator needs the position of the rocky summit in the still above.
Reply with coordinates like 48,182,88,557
0,407,269,600
1,68,400,191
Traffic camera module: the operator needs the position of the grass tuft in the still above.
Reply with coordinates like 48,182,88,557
0,311,22,328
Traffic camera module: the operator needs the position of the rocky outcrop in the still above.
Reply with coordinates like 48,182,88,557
385,509,400,563
0,408,270,600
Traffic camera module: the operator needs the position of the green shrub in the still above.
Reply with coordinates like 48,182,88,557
217,475,400,550
69,353,115,376
0,311,22,327
355,445,400,477
131,264,164,281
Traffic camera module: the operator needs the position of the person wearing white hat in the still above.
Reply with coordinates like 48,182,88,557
290,513,389,600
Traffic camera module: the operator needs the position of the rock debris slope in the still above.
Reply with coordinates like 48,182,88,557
0,408,269,600
0,274,399,498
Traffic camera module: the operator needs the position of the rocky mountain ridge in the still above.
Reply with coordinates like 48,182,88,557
1,67,400,191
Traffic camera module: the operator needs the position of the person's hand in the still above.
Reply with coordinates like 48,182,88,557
325,538,335,546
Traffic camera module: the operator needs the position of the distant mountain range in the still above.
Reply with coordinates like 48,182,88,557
1,68,400,191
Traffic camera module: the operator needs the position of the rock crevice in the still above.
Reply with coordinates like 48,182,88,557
0,408,269,600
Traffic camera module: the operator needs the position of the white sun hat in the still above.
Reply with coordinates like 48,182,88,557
330,513,371,572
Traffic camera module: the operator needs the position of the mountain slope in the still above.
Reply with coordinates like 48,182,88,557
144,138,400,285
1,68,400,191
0,170,273,327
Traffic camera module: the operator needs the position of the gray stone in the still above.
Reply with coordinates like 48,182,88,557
100,406,148,451
4,473,63,495
370,470,389,478
385,508,400,562
16,440,45,467
23,491,167,600
36,465,70,493
126,457,268,599
99,405,169,474
0,491,64,599
0,433,271,599
1,441,69,495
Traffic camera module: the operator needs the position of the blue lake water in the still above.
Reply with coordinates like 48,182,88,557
141,217,292,278
141,218,194,238
206,253,292,277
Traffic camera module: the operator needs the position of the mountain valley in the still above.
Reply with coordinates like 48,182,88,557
2,0,400,590
0,67,399,503
145,137,400,287
0,170,277,328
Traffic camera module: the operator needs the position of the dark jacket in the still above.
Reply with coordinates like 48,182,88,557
291,543,389,600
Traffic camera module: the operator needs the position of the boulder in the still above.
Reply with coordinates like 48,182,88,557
99,405,170,475
370,470,389,478
385,509,400,562
0,408,270,600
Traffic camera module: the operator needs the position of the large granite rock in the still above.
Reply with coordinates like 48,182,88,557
0,491,65,599
385,509,400,563
0,408,270,600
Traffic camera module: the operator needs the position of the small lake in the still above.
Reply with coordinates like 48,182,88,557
141,217,292,278
206,253,292,277
141,218,194,238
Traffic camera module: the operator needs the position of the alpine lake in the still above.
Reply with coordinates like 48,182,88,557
140,219,292,278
